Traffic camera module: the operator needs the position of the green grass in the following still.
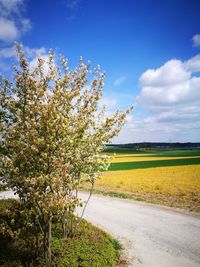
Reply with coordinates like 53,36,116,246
115,149,200,158
51,220,120,267
108,157,200,171
0,199,122,267
0,184,7,192
105,146,200,156
104,146,140,154
148,149,200,157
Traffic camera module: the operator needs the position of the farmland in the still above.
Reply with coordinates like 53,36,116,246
89,149,200,212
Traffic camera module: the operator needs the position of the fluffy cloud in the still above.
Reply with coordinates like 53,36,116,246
0,18,19,42
192,34,200,48
130,54,200,142
29,54,50,76
21,18,31,33
0,45,47,59
112,54,200,143
138,55,200,108
23,46,47,59
0,44,48,72
0,0,23,17
140,60,190,87
184,54,200,72
0,0,31,42
117,120,200,143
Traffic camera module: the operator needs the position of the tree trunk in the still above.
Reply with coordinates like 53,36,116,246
44,217,52,267
62,216,66,238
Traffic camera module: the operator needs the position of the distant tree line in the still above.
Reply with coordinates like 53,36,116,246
107,142,200,150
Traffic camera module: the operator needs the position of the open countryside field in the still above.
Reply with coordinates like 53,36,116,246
91,149,200,212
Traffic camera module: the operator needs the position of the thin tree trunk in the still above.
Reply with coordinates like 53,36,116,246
44,217,52,267
80,181,94,219
70,213,73,237
62,216,66,238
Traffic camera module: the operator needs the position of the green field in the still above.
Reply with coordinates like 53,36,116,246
109,157,200,171
105,146,200,156
115,149,200,158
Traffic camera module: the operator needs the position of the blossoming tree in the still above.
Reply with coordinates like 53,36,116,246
0,44,131,266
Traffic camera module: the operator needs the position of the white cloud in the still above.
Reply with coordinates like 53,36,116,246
138,56,200,107
192,34,200,48
184,54,200,72
113,54,200,143
21,18,31,33
140,59,190,87
0,18,19,42
113,109,200,143
113,36,200,143
0,45,47,59
0,46,16,58
0,44,48,72
0,0,23,16
23,46,47,59
134,54,200,142
113,76,126,86
29,54,50,76
0,0,31,43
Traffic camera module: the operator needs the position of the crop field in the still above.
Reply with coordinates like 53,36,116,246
91,149,200,212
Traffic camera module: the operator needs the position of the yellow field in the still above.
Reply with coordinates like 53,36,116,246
93,163,200,212
97,165,200,193
111,155,200,163
81,151,200,211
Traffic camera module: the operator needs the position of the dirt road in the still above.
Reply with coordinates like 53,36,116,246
80,193,200,267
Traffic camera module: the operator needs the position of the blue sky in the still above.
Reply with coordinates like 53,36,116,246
0,0,200,143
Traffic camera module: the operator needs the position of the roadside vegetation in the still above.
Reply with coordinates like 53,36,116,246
0,183,7,192
0,199,122,267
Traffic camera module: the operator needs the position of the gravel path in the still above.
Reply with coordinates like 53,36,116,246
79,193,200,267
1,191,200,267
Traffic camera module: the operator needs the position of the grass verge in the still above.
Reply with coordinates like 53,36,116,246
0,183,7,192
0,199,123,267
85,188,200,212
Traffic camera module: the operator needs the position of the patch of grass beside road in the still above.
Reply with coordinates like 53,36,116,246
0,199,123,267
